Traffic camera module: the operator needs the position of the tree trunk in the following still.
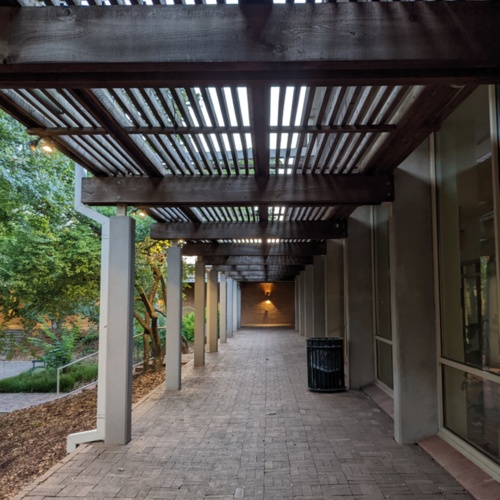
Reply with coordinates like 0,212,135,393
143,331,150,373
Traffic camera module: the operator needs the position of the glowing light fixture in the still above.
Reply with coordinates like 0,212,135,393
28,138,55,154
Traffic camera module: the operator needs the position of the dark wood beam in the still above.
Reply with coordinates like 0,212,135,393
151,220,347,240
231,276,295,282
216,265,305,273
201,255,313,266
183,242,325,257
0,4,499,88
27,124,397,137
81,175,394,207
226,270,300,276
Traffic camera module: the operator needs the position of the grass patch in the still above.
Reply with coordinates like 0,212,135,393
0,363,98,393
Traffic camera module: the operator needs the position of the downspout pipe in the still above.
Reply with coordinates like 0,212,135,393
67,165,110,452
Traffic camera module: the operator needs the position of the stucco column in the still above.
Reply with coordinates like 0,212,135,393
104,216,134,445
237,282,241,329
165,244,183,390
193,260,206,367
299,271,306,336
232,280,238,333
220,273,227,343
391,140,438,444
313,255,326,337
345,206,374,389
227,278,234,338
294,275,300,332
207,267,218,352
304,265,314,338
325,240,344,338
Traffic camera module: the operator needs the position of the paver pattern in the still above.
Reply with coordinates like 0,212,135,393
18,328,472,499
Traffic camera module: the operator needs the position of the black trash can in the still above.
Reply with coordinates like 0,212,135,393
307,337,345,392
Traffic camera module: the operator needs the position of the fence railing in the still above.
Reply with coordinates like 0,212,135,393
56,351,98,396
56,333,154,397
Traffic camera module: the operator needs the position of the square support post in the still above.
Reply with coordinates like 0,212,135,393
207,267,219,353
232,281,238,333
194,260,206,367
391,141,438,444
299,271,306,336
345,206,375,389
325,240,344,338
227,278,234,338
294,275,300,331
104,216,135,445
304,265,314,338
313,255,326,337
166,244,183,390
220,273,227,343
237,283,241,329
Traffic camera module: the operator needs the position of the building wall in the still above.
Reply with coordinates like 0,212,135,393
240,282,295,327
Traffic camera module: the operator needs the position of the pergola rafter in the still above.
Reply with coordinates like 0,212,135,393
0,1,496,281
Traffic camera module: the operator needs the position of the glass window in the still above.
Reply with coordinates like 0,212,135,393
376,339,393,389
436,87,499,373
443,364,500,464
373,205,393,389
374,205,392,340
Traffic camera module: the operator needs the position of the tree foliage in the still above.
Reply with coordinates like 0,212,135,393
0,110,193,369
0,111,101,330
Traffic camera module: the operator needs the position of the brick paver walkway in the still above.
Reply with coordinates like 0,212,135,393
18,328,472,499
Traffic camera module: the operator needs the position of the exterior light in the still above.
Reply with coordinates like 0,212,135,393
29,138,55,154
40,139,55,153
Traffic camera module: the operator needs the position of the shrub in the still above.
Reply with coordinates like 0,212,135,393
0,363,98,393
28,326,78,368
182,312,195,343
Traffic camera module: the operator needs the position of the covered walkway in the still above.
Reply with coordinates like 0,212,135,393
18,329,470,499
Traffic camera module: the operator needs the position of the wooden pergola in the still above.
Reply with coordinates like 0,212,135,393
1,0,498,282
1,0,500,449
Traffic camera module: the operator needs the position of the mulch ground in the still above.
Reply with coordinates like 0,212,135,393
0,368,166,500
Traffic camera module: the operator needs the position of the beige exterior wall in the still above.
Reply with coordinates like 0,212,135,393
240,282,295,327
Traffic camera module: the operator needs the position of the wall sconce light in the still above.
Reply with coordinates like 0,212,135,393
29,138,55,154
265,290,271,304
131,208,147,218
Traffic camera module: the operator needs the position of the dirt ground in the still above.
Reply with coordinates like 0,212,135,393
0,368,165,500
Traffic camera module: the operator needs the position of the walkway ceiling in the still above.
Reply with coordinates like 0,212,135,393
0,0,498,281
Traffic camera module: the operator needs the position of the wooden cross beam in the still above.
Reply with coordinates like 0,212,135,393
0,3,499,87
151,220,347,240
182,242,325,257
200,255,314,266
215,265,305,272
81,175,393,207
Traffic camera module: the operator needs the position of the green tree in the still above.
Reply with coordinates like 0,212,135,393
0,111,101,337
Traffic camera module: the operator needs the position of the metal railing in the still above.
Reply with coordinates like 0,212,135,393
56,333,155,396
56,351,98,396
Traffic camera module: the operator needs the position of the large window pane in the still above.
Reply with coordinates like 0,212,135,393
436,87,500,373
376,340,393,389
374,205,392,341
443,364,500,464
